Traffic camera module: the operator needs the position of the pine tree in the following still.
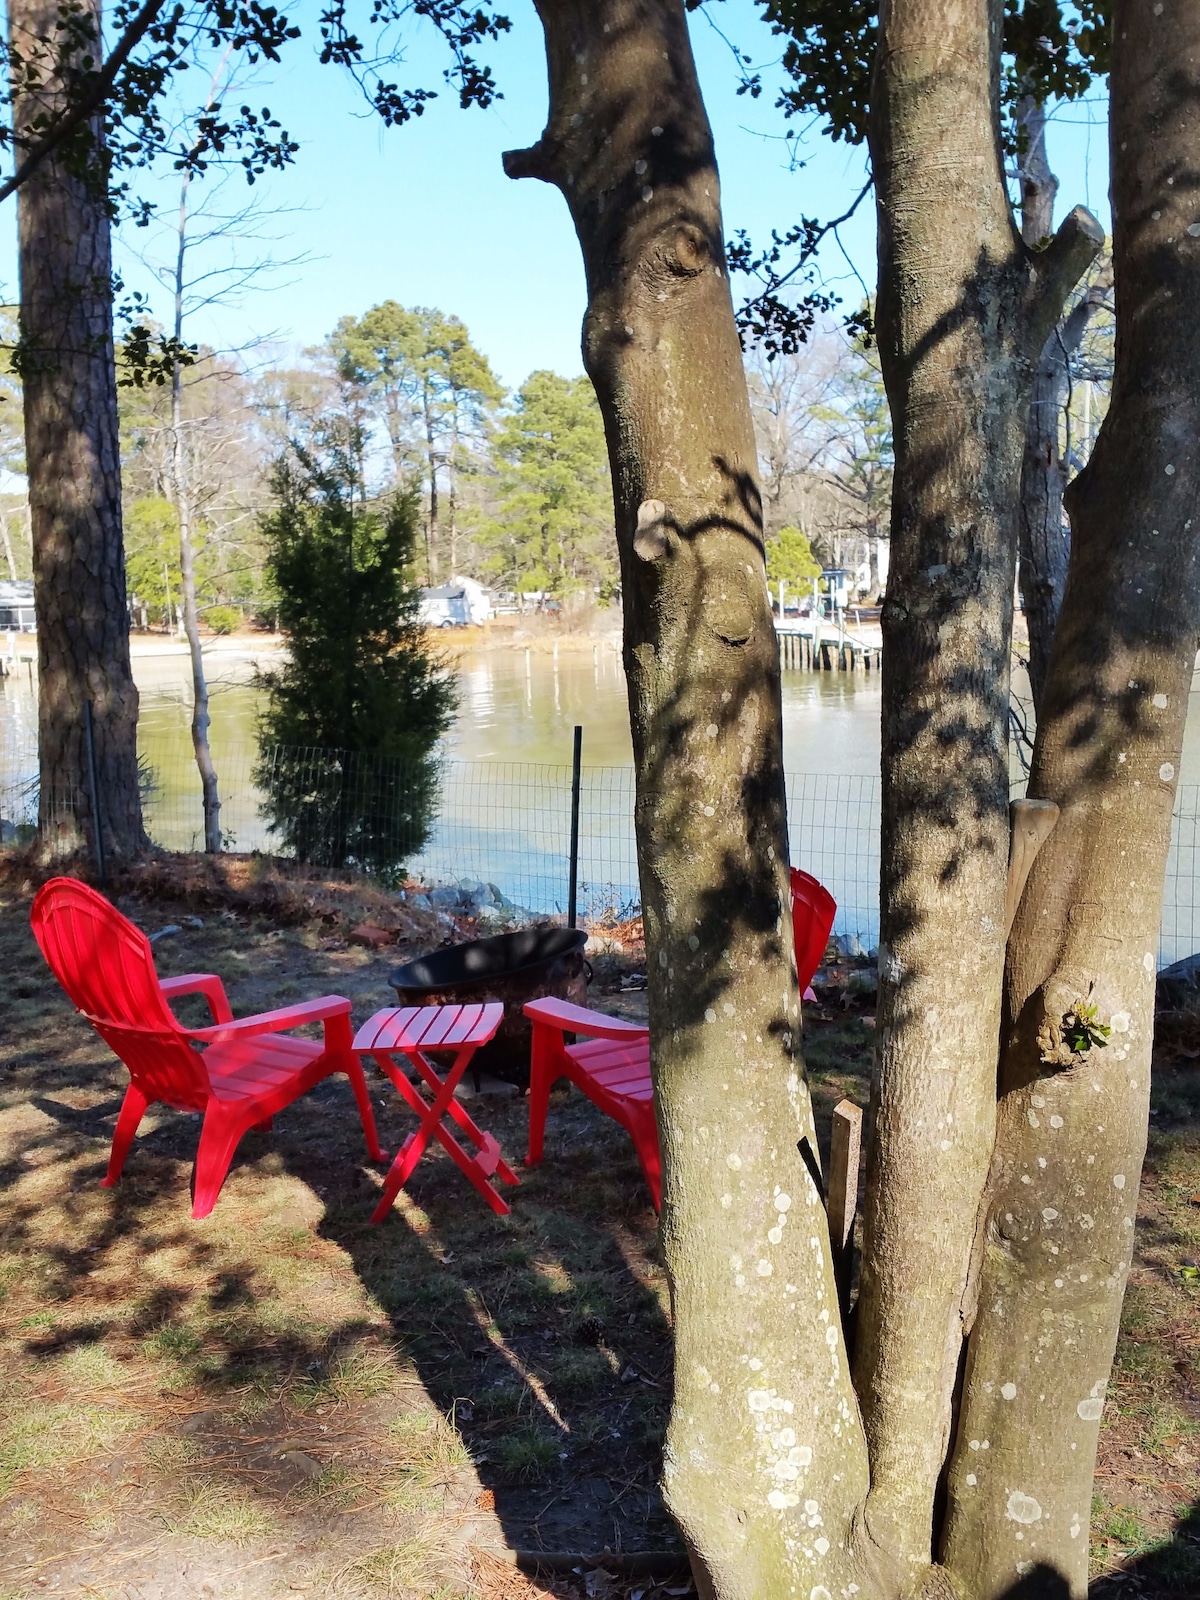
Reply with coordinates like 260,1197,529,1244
254,438,455,877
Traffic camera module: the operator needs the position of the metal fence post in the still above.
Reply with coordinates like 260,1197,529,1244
82,698,106,883
567,725,582,928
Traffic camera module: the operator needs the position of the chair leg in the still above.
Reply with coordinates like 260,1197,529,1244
190,1108,246,1220
629,1102,662,1213
343,1052,387,1163
100,1083,150,1188
526,1026,555,1167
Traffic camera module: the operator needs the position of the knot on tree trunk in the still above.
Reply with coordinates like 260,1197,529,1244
1036,978,1112,1069
634,499,674,562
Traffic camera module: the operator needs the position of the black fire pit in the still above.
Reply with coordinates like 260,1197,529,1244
388,926,589,1089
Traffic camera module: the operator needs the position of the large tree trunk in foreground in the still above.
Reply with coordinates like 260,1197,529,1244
10,0,144,860
507,5,873,1596
942,5,1200,1593
858,1,1100,1583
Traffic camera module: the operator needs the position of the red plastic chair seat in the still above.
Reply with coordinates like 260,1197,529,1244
524,997,658,1208
204,1034,325,1101
523,869,838,1211
30,877,386,1218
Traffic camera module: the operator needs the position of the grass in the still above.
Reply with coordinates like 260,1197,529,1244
2,865,1198,1597
160,1476,275,1542
494,1427,560,1484
0,870,678,1595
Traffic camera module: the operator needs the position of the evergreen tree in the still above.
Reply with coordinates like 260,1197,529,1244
478,370,614,600
254,438,455,877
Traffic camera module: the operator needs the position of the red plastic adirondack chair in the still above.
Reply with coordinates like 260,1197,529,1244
524,869,838,1211
30,877,386,1218
790,867,838,995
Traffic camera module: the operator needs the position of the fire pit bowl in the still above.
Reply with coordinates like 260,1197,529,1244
388,926,589,1089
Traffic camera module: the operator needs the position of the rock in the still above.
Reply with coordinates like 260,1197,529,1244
833,933,865,960
428,885,460,909
148,924,182,944
349,923,395,949
476,905,507,928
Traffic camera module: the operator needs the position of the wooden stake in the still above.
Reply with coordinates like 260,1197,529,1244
828,1098,863,1318
1005,798,1060,938
828,1099,862,1256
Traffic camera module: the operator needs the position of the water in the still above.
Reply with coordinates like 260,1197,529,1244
4,635,1200,960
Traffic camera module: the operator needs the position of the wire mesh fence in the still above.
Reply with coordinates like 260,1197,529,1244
4,747,1200,964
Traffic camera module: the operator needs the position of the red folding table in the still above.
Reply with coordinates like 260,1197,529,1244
354,1002,518,1220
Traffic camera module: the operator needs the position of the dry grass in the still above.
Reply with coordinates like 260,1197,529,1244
2,866,1198,1596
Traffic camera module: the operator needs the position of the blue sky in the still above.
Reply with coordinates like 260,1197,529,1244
4,1,1112,392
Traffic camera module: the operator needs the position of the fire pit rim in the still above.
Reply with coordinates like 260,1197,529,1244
387,924,588,996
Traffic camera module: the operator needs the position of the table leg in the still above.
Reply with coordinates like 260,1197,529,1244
367,1043,516,1221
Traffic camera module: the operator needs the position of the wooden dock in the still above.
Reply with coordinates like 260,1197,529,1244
777,618,883,673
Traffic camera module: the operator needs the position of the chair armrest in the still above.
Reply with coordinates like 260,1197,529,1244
190,995,352,1043
524,996,648,1041
160,973,234,1025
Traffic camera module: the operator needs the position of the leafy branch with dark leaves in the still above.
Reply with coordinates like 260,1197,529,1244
727,179,871,356
0,0,511,212
724,0,1109,355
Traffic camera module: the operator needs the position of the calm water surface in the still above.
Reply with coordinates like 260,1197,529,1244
3,637,1200,956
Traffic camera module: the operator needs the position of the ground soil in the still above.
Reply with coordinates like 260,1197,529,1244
0,856,1197,1597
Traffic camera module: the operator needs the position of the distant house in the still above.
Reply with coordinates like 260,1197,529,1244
0,580,34,631
418,578,493,629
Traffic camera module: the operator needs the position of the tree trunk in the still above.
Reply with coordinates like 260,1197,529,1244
1,509,16,581
506,6,874,1596
858,0,1101,1581
424,380,439,581
941,5,1200,1592
448,401,459,576
170,158,221,855
11,0,145,859
1015,96,1109,714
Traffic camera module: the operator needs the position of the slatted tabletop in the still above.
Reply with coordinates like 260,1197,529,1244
353,1003,516,1220
353,1002,504,1057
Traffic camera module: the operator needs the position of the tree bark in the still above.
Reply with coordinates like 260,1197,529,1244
168,78,223,857
1,509,16,582
858,0,1100,1580
423,379,439,581
11,0,145,859
506,6,875,1596
941,5,1200,1593
1015,96,1110,714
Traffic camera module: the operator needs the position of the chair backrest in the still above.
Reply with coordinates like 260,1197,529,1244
790,868,838,992
30,877,210,1110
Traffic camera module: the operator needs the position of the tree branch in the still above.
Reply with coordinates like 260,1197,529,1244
0,0,167,205
1026,203,1105,349
501,140,558,184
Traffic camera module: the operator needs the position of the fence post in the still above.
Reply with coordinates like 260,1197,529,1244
567,724,583,928
82,698,106,883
